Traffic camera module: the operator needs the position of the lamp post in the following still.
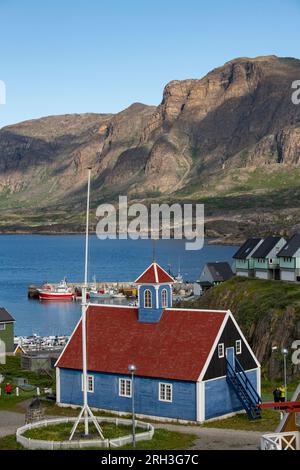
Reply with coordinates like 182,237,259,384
282,348,288,402
128,364,136,448
271,346,288,402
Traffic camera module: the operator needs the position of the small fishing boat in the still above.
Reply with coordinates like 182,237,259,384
89,288,111,299
38,279,73,301
110,291,126,299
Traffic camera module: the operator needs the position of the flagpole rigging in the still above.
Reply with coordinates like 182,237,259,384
69,168,104,440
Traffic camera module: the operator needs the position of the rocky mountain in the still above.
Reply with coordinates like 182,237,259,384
1,55,300,237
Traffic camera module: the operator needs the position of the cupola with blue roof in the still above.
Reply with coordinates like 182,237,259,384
134,261,175,323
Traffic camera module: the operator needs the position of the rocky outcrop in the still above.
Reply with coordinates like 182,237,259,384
1,55,300,230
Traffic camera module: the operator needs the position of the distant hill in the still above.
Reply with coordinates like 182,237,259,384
1,55,300,237
185,276,300,380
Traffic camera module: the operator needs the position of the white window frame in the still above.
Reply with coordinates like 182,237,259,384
218,343,225,358
236,339,242,355
159,382,173,403
119,378,132,398
144,289,152,308
0,324,5,331
161,288,168,308
81,374,94,393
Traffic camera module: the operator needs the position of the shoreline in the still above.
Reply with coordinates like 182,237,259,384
0,231,241,246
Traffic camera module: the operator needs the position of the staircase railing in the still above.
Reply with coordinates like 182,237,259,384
234,357,261,405
226,358,261,419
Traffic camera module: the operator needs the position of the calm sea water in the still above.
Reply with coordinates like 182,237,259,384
0,235,238,336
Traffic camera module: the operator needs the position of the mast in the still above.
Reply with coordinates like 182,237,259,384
69,168,104,440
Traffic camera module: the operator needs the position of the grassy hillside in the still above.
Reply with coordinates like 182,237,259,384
185,276,300,381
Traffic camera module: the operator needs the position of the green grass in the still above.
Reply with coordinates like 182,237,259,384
0,356,54,388
0,356,54,411
23,421,144,441
0,435,24,450
0,391,36,411
202,409,279,433
119,429,197,450
187,275,300,339
0,428,198,451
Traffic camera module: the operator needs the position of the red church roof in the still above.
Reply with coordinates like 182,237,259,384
134,262,174,284
56,305,227,381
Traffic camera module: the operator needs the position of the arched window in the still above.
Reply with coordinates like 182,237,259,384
144,289,152,308
161,288,168,308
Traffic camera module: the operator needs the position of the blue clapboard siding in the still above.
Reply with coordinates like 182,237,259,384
60,368,196,421
204,369,258,420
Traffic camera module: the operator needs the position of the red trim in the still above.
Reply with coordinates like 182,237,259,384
134,262,174,284
258,401,300,412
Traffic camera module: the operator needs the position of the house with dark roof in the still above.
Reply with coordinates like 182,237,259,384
55,261,261,423
233,238,263,277
252,236,286,280
278,234,300,282
0,308,15,354
198,262,234,290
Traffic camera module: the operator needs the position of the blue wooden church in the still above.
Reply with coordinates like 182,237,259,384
55,261,261,422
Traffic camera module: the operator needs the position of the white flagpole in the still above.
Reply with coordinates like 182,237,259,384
82,166,91,435
69,168,104,440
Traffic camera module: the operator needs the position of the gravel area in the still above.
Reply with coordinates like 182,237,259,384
0,411,25,438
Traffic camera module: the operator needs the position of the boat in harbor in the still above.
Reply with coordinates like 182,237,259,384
89,289,110,299
38,279,73,301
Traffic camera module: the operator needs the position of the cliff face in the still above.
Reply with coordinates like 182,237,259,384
1,55,300,233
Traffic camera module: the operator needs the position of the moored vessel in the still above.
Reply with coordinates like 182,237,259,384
38,279,73,301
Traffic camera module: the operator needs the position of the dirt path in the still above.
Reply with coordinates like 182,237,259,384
154,423,262,450
0,411,25,438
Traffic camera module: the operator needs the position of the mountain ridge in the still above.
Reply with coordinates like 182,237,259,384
1,55,300,240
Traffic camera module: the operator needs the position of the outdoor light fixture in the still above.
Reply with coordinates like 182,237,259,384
272,346,288,402
128,364,137,447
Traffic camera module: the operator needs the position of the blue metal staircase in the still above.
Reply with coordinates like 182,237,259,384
226,357,262,420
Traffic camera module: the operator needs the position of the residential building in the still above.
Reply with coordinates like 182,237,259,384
252,236,286,280
233,238,263,277
0,308,15,354
277,234,300,282
198,262,234,290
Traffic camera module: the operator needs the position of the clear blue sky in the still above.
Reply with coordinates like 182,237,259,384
0,0,300,128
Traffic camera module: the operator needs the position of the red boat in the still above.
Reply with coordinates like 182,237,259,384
38,279,73,301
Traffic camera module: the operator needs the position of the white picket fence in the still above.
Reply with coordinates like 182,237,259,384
16,416,154,450
261,431,300,450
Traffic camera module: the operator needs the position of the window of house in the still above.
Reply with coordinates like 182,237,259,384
81,374,94,393
144,289,152,308
218,343,224,358
159,383,172,402
236,340,242,355
295,413,300,427
161,289,168,308
119,378,132,397
0,324,5,331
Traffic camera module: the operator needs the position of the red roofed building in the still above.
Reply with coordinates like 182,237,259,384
56,262,261,422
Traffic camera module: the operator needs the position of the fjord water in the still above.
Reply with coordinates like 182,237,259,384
0,235,238,336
